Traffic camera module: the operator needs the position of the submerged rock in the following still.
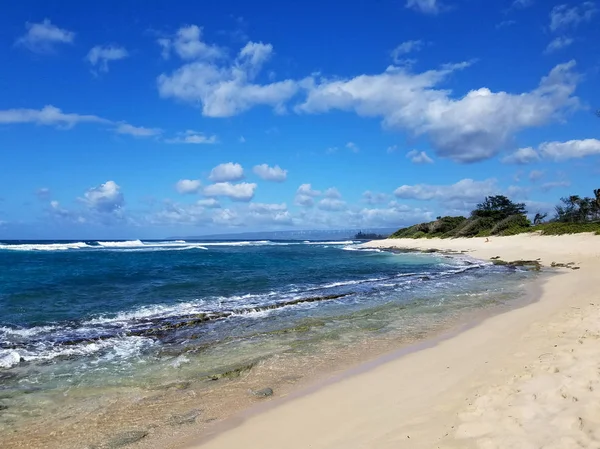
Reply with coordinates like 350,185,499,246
250,387,273,398
105,430,148,448
168,408,202,426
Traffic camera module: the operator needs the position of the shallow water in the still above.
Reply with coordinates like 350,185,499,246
0,239,536,448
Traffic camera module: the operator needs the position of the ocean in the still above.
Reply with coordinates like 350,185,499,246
0,239,536,448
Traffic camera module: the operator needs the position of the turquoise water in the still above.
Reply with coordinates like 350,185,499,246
0,239,534,443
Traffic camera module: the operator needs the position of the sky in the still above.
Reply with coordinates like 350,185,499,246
1,0,599,239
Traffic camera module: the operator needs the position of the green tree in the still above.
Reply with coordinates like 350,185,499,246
471,196,527,222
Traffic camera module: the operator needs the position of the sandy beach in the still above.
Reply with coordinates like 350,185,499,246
182,233,600,449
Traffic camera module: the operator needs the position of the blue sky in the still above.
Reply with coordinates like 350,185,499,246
1,0,599,239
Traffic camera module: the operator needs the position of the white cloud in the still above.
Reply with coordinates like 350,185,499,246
512,0,534,9
86,45,128,72
529,170,545,182
239,136,246,143
295,183,321,207
175,179,202,194
158,25,224,60
203,182,256,201
36,187,51,200
209,162,244,182
212,208,240,225
323,187,342,199
81,180,124,213
541,180,571,192
326,146,339,155
158,37,298,117
539,139,600,160
49,200,85,222
115,123,162,137
253,164,287,182
318,198,347,211
394,178,498,202
406,149,434,164
197,198,220,208
391,40,424,64
0,105,108,128
297,61,579,163
502,147,542,164
348,202,433,228
496,20,517,29
15,19,74,53
165,130,218,144
406,0,443,14
505,139,600,163
550,2,597,31
545,36,574,54
346,142,360,153
387,145,398,153
249,202,287,213
362,191,388,205
0,105,159,140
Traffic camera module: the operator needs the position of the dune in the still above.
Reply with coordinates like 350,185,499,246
178,233,600,449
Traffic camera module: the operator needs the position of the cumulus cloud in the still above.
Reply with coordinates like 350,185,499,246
175,179,202,194
512,0,534,9
86,45,129,72
197,198,220,208
405,0,443,14
15,19,74,53
158,34,298,117
115,123,162,137
253,164,287,182
157,25,224,60
545,36,574,54
80,180,124,213
406,149,434,164
550,2,597,31
502,147,542,164
203,182,256,201
391,40,424,64
318,198,347,211
323,187,342,199
49,200,85,223
539,139,600,160
297,61,579,163
165,130,218,144
249,202,287,213
362,191,388,205
529,170,545,182
505,139,600,163
394,178,498,203
295,184,321,207
209,162,244,182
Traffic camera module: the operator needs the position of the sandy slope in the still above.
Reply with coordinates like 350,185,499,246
181,234,600,449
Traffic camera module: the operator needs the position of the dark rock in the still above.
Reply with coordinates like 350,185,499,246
168,409,202,426
152,381,190,391
572,266,581,270
0,404,8,411
105,430,148,448
493,259,541,271
251,387,273,398
490,256,501,260
205,362,255,381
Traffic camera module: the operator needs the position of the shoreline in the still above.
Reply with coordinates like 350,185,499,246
180,233,600,449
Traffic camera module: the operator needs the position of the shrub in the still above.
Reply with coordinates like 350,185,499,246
455,217,496,237
491,214,531,235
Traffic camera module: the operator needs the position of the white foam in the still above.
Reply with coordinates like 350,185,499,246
304,241,355,245
0,350,21,369
96,240,145,248
0,242,91,251
0,325,57,338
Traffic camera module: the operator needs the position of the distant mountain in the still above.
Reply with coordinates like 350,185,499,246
169,228,396,241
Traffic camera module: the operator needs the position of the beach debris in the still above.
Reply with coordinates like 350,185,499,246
104,430,148,448
250,387,273,398
168,408,202,426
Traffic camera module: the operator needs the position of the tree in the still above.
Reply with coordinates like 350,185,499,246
533,212,547,225
471,196,527,221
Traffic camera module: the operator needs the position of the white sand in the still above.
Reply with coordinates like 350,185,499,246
182,233,600,449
